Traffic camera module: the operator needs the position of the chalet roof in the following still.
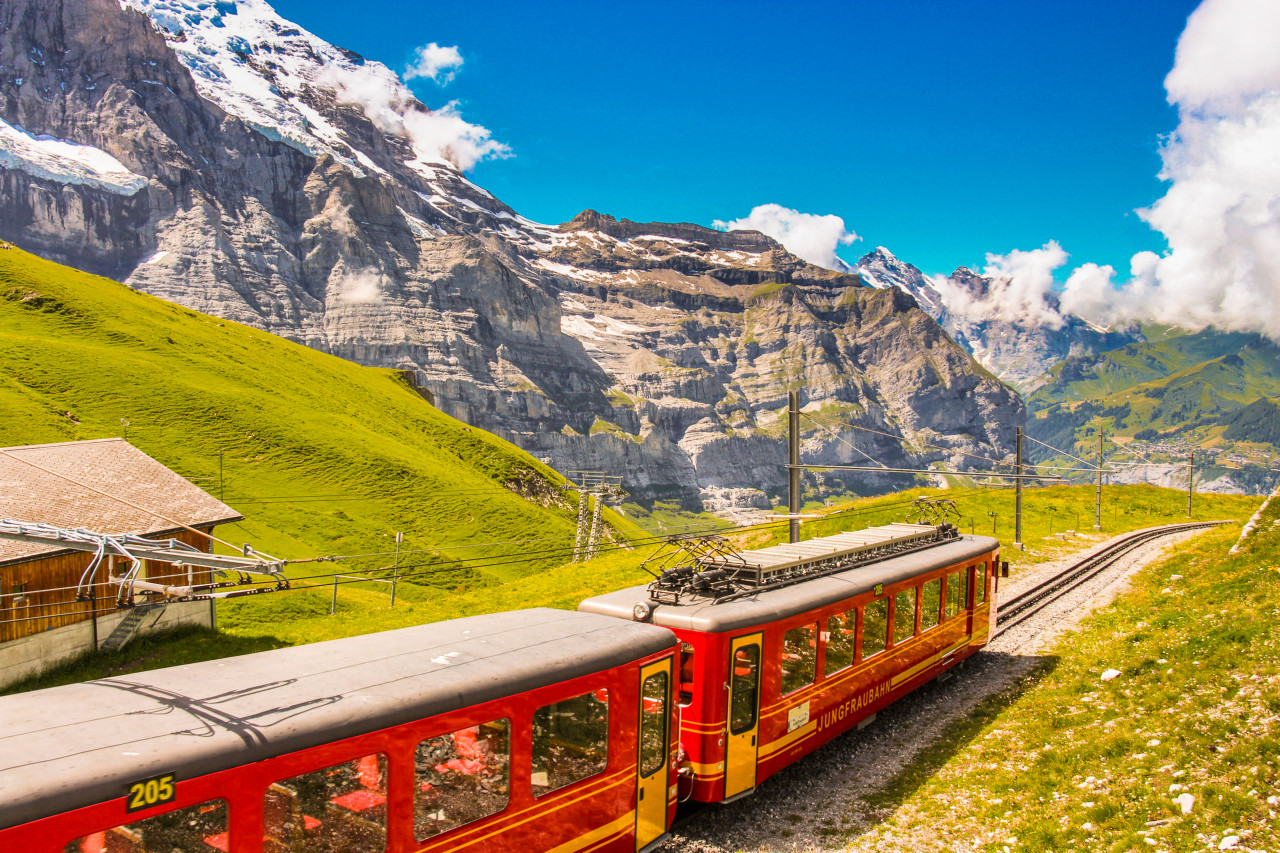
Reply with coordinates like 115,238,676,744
0,439,243,565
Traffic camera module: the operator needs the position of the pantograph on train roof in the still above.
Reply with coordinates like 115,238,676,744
642,521,963,605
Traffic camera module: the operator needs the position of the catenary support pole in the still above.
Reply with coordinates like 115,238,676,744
789,391,801,544
1187,450,1194,518
390,531,402,607
1014,426,1023,550
1095,431,1104,531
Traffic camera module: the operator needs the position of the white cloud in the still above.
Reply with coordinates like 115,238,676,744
317,63,509,172
713,203,859,271
1060,0,1280,339
404,43,464,85
336,269,387,305
932,242,1069,329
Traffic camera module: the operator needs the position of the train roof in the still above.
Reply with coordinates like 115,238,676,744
0,608,675,830
579,534,999,633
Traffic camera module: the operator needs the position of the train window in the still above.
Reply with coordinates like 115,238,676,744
264,754,388,852
65,799,228,853
415,719,510,840
945,571,962,618
531,690,609,796
958,569,970,610
921,579,941,631
679,641,695,706
824,611,856,676
861,598,888,659
639,671,669,777
893,588,917,644
729,645,760,735
975,563,987,605
780,623,817,695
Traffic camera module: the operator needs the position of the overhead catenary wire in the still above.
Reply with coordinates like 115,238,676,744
801,412,1010,468
0,489,980,625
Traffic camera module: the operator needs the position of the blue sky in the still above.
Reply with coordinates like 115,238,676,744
271,0,1201,277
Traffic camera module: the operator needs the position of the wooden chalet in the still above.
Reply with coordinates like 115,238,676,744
0,439,242,652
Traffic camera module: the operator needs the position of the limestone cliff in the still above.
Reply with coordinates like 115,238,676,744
0,0,1025,507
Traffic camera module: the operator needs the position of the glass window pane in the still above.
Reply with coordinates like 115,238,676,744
921,579,941,630
780,623,817,695
729,645,760,735
862,598,888,659
976,564,986,605
66,800,228,853
945,571,961,618
639,672,668,777
678,642,695,707
532,690,609,796
265,755,387,853
415,720,510,840
824,611,856,676
959,569,970,610
893,589,916,644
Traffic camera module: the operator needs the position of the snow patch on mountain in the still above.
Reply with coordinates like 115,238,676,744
0,118,148,195
119,0,505,174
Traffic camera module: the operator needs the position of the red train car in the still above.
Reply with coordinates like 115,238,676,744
0,609,681,853
579,524,1000,803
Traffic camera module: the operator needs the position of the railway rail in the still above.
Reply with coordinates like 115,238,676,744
991,520,1227,640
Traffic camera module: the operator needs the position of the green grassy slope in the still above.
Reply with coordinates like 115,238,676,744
1026,328,1280,489
0,246,627,593
1028,326,1262,406
840,498,1280,852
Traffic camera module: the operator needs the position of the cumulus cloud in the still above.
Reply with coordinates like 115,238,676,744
404,43,464,84
714,203,859,271
317,63,509,172
931,242,1069,329
1059,0,1280,339
336,268,387,305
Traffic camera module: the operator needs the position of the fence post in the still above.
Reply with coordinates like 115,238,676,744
330,575,338,616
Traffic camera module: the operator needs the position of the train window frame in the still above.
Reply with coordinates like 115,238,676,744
823,609,857,676
639,671,669,778
678,641,696,707
779,622,818,696
920,578,942,631
945,571,962,619
414,718,511,842
892,587,917,645
264,753,389,853
531,688,610,798
729,643,761,735
65,798,229,853
861,596,889,660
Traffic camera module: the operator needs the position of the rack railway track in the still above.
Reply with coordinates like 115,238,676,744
991,520,1228,640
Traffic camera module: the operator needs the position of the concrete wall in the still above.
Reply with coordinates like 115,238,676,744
0,600,214,689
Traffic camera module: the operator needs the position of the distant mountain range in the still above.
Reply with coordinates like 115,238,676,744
0,0,1023,509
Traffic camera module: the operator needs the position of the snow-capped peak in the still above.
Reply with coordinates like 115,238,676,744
119,0,506,177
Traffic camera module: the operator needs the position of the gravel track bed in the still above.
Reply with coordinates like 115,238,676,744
659,528,1199,853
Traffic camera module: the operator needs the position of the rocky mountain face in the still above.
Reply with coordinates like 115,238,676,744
0,0,1025,508
857,248,1139,391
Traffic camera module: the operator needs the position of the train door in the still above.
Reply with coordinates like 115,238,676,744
636,657,673,851
724,633,762,799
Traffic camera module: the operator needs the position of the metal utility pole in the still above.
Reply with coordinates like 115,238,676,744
1187,450,1195,518
218,450,225,502
1013,427,1023,550
788,391,801,544
563,472,625,562
1095,431,1104,531
390,531,402,607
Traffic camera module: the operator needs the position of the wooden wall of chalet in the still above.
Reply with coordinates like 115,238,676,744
0,528,216,644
